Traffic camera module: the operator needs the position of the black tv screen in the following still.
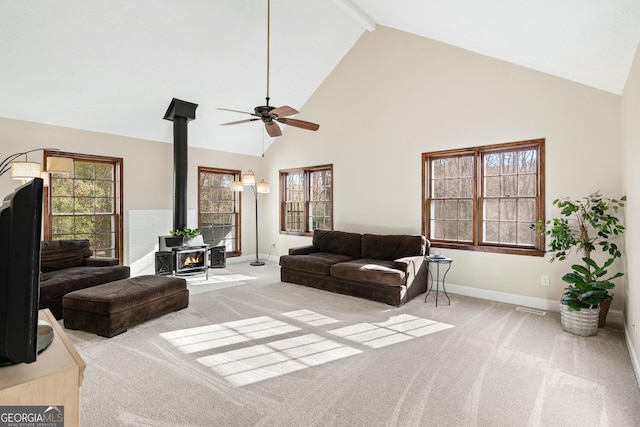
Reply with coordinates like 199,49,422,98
0,178,43,366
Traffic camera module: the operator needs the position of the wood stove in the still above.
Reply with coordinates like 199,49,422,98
173,246,207,275
155,236,209,277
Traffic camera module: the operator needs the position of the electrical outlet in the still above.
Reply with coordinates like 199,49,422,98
271,243,276,249
540,275,550,287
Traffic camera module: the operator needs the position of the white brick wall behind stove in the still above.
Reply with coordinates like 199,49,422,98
128,209,197,276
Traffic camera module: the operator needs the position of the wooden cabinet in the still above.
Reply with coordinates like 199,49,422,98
0,309,86,426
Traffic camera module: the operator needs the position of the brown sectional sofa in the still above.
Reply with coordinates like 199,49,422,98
39,239,131,319
279,229,430,306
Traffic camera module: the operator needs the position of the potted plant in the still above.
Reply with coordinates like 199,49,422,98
170,228,201,246
532,191,626,336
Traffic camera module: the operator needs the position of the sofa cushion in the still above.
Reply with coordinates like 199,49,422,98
313,229,362,259
279,252,355,276
41,239,93,272
40,265,132,302
361,234,426,261
85,257,120,267
330,259,406,287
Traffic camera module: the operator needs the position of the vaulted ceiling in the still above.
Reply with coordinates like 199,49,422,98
2,0,639,156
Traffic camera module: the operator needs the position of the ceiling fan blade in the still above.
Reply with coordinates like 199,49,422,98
270,106,299,117
265,121,282,137
217,108,256,116
276,117,320,131
220,118,260,126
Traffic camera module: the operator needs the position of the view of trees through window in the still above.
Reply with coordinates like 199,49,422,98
45,153,123,259
309,169,332,230
280,165,333,235
483,149,538,246
423,139,544,255
283,171,304,232
198,167,241,256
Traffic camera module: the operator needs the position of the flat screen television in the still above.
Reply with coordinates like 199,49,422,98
0,178,44,366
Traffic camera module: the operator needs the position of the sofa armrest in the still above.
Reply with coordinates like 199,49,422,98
394,255,426,284
289,245,319,255
85,257,120,267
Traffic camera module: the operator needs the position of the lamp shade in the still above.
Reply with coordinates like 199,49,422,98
230,181,244,192
46,156,73,173
242,172,256,185
10,161,41,180
256,181,270,193
40,171,50,187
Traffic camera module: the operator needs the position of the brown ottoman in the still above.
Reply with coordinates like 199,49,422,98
62,275,189,337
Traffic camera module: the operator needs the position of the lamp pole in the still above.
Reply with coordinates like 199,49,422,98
231,170,269,266
250,184,264,266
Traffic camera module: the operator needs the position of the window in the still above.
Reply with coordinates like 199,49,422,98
422,139,545,256
44,151,123,260
280,164,333,235
198,167,241,256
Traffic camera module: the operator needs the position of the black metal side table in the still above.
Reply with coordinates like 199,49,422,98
424,255,453,307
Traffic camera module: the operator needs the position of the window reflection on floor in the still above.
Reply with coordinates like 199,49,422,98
161,311,453,386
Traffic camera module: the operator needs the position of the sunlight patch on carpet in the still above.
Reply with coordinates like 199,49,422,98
160,316,300,354
328,314,454,349
185,273,256,295
197,334,362,387
282,309,339,326
161,310,454,386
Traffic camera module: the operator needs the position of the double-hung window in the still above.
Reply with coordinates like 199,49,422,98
198,167,241,256
422,139,545,256
44,151,123,260
280,164,333,235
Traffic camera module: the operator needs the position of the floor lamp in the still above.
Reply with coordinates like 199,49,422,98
1,148,73,183
231,170,270,266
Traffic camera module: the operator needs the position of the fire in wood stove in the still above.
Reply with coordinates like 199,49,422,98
175,248,206,274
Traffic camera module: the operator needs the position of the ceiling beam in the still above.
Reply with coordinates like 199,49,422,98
333,0,376,32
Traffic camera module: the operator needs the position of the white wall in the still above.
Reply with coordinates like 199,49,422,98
621,40,640,379
264,26,624,310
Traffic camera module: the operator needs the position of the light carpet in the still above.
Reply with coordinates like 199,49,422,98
63,262,640,427
184,269,256,295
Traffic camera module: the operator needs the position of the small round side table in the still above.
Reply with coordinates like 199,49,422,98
424,255,453,307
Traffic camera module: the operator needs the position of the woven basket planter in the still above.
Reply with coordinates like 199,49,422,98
560,303,599,337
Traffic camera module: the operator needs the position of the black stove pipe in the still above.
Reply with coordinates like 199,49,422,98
163,98,198,232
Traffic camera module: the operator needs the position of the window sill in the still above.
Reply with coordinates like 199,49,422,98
430,242,545,257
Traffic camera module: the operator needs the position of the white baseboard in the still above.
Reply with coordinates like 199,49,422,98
224,253,278,265
444,282,623,326
624,319,640,391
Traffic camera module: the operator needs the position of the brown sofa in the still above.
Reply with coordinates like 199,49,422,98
279,230,429,306
39,239,131,319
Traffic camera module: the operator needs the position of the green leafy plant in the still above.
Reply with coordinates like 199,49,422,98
531,191,626,311
170,228,200,239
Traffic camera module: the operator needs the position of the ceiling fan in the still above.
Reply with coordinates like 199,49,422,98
218,0,320,138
